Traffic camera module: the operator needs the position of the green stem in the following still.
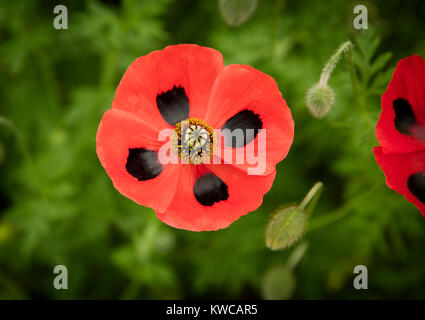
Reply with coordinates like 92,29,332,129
348,47,359,97
286,241,308,271
347,43,371,121
309,185,378,231
319,41,353,87
299,181,323,213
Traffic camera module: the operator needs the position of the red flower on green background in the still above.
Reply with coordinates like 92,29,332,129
374,55,425,214
96,44,294,231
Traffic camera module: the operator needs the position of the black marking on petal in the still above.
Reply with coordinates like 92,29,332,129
393,98,416,135
194,173,229,206
126,148,162,181
407,172,425,204
156,86,190,126
221,109,263,148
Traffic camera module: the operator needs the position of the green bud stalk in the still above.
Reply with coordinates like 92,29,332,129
306,41,354,118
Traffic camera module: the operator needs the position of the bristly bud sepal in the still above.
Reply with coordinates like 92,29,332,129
306,83,336,119
306,41,353,118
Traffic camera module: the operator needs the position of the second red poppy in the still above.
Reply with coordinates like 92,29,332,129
374,55,425,214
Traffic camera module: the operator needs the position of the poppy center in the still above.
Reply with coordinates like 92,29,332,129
172,118,215,164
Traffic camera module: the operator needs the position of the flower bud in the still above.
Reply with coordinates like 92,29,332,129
262,266,295,300
266,205,307,250
306,83,335,119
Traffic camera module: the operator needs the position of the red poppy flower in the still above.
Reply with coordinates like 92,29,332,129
96,44,294,231
374,55,425,214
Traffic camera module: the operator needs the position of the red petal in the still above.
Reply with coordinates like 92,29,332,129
376,55,425,153
96,108,181,212
374,146,425,214
205,64,294,175
155,164,276,231
112,44,224,130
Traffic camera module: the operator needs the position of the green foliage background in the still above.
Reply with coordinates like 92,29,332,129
1,0,425,299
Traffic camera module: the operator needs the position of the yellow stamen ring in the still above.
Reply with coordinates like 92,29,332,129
172,118,215,164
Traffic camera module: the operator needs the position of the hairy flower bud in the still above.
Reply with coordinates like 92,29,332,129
266,205,307,250
306,84,335,119
306,41,353,118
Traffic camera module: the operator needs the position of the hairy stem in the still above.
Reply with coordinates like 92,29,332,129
319,41,354,87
